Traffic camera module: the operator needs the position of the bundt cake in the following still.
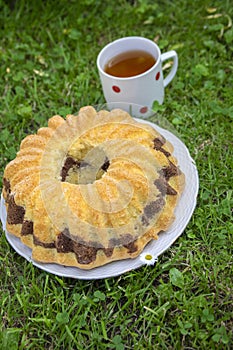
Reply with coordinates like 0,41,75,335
2,106,185,269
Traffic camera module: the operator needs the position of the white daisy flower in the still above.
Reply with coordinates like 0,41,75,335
140,252,158,266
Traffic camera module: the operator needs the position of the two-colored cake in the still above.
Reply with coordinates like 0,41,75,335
2,106,185,269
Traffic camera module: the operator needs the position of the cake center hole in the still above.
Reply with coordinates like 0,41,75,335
60,156,110,185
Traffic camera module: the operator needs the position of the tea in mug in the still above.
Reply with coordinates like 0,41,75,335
104,50,156,78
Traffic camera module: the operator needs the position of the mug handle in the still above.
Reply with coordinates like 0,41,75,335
161,50,178,88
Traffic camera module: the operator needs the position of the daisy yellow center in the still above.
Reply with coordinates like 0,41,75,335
145,254,153,261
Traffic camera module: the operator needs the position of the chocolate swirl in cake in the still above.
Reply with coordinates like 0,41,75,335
32,229,138,264
60,157,80,182
3,178,11,202
153,137,171,157
21,220,34,236
7,195,25,225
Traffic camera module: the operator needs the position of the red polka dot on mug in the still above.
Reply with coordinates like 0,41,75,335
112,85,121,93
140,106,148,114
155,72,160,81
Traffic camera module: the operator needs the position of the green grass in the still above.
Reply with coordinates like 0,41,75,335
0,0,232,349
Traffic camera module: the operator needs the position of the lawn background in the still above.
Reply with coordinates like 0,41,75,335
0,0,232,349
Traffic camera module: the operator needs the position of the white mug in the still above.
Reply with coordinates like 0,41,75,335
97,36,178,112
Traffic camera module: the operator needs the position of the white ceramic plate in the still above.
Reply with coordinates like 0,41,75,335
0,120,199,279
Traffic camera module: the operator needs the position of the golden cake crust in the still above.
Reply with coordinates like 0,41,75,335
2,107,185,269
